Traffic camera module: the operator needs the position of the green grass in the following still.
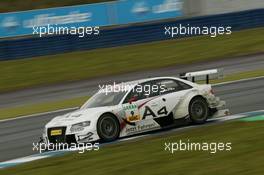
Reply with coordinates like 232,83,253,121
0,28,264,93
0,0,114,12
1,69,264,120
1,121,263,175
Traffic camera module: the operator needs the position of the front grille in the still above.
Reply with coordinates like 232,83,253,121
47,127,66,144
66,134,77,144
47,127,77,144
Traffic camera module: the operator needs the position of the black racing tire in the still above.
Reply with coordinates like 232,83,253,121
97,114,120,142
189,97,209,124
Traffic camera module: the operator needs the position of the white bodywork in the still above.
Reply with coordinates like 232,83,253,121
43,77,228,144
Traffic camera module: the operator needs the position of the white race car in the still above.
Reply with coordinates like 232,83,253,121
42,75,228,144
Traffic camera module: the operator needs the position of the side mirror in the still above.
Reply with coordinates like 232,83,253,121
128,96,137,104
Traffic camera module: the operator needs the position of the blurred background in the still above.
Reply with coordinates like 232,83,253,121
0,0,264,127
0,1,264,173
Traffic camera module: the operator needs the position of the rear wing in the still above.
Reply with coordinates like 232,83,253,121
179,69,224,84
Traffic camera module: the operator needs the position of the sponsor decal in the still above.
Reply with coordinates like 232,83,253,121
50,129,62,136
124,104,141,122
125,122,157,134
142,106,168,119
127,115,140,122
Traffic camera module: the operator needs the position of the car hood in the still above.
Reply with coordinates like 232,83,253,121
45,106,116,127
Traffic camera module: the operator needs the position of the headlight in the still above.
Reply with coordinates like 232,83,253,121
70,121,91,132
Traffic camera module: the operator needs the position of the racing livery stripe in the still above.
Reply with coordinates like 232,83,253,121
138,97,159,109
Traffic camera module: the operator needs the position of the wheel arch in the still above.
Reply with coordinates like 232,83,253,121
188,95,209,124
96,112,121,141
173,91,204,119
188,95,208,113
188,95,207,107
99,112,121,124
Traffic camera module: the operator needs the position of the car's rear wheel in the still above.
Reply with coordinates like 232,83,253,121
189,97,209,124
97,114,120,142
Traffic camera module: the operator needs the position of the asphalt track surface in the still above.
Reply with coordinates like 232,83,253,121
0,54,263,109
0,77,263,162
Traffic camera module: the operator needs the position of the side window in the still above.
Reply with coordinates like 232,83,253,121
123,82,152,103
155,79,192,95
157,79,181,95
177,80,192,90
122,79,192,103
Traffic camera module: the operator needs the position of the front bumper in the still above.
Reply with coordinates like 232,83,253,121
42,126,99,145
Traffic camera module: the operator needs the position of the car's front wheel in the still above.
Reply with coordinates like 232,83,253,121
189,97,209,124
97,114,120,142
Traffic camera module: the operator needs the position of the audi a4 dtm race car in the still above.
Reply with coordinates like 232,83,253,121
42,75,229,144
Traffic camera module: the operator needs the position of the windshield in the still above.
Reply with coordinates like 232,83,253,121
81,91,127,108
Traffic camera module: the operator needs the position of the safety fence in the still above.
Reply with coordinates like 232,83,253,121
0,8,263,60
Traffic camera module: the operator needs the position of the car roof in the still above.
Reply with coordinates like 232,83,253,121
118,76,182,86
